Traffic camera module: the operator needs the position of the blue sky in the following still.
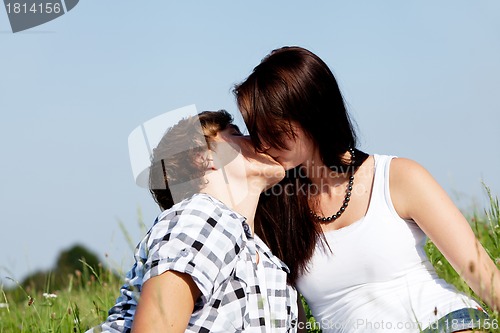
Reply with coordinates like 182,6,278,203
1,1,499,286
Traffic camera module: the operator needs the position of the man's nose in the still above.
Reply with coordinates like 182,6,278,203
256,144,271,153
241,135,268,151
261,144,271,151
258,138,271,152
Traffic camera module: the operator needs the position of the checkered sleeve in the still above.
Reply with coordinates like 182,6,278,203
143,198,245,304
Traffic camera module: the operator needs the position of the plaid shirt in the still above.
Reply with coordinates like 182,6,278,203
87,193,298,333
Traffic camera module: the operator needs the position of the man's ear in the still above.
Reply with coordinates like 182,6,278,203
199,150,217,171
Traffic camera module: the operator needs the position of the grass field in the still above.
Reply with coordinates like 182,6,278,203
1,187,499,332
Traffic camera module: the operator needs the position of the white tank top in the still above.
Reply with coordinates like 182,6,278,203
296,155,481,333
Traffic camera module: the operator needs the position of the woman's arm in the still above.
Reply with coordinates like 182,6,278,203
131,270,201,333
390,158,500,311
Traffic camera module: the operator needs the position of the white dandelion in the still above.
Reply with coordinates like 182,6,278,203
43,293,58,299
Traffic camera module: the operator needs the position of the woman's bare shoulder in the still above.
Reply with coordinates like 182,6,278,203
389,157,437,219
390,157,431,180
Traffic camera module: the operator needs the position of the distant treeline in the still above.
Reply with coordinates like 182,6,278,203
10,244,112,297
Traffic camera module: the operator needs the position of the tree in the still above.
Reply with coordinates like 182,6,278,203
21,244,102,292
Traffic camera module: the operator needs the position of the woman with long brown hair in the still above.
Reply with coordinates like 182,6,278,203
234,46,500,332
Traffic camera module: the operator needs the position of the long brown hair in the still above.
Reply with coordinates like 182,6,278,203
234,46,368,284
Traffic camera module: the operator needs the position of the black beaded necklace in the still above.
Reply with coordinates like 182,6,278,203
309,148,355,223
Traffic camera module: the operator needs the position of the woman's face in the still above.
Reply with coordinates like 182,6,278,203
211,125,286,189
259,121,314,171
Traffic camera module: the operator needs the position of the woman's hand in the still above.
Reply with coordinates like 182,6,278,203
131,270,201,333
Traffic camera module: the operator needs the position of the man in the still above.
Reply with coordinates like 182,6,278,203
87,110,299,333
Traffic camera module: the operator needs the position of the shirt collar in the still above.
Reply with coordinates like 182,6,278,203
253,234,291,274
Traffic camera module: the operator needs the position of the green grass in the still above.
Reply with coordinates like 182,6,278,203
1,188,499,332
0,263,121,333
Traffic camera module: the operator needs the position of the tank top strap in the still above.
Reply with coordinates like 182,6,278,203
368,154,398,214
